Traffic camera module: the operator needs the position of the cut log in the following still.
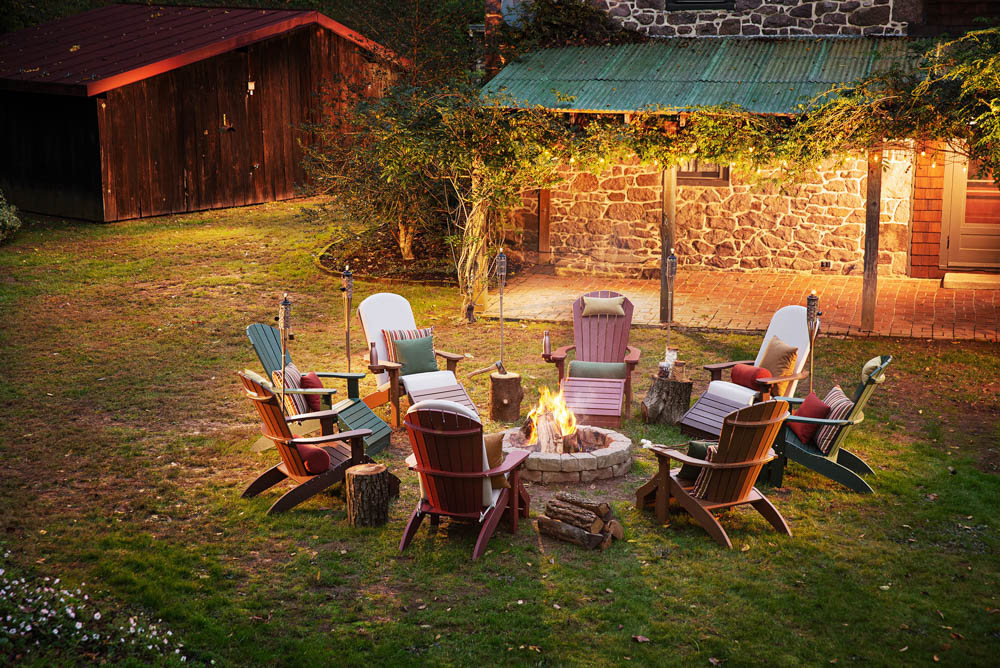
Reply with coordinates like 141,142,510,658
641,374,693,425
544,499,604,534
345,463,393,528
554,491,611,518
490,372,524,422
606,519,625,541
536,411,562,454
537,516,603,550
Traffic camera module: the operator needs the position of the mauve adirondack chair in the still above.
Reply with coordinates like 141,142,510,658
238,372,396,515
542,291,641,421
636,400,792,549
760,355,892,494
399,400,531,561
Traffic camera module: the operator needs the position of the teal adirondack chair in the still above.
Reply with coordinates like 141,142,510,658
246,323,391,455
760,355,892,494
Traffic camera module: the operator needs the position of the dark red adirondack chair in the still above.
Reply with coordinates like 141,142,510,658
543,290,641,424
635,400,792,549
399,400,531,561
238,372,392,515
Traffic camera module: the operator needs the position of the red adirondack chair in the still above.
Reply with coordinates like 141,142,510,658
543,290,641,423
399,400,531,561
238,372,394,515
636,400,792,549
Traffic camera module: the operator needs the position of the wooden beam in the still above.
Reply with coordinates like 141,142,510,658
862,149,882,332
660,166,677,323
538,188,551,264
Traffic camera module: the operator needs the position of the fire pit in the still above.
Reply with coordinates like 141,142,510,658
501,387,633,484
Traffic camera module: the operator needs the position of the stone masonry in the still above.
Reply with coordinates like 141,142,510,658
592,0,920,37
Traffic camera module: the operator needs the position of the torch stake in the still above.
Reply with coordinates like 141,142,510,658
806,290,819,395
278,293,291,413
666,248,677,351
341,266,353,372
497,248,507,367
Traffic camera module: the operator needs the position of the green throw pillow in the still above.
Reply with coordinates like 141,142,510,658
568,360,627,379
677,440,714,480
394,335,438,376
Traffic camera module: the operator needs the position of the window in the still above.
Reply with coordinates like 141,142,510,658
666,1,736,10
676,159,730,186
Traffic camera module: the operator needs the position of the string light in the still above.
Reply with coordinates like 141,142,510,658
931,160,936,168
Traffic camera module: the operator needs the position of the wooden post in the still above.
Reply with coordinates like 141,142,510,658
538,188,551,264
660,166,677,323
484,0,502,77
345,463,393,527
490,371,524,422
862,149,882,332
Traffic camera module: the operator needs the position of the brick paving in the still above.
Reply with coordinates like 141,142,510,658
482,270,1000,341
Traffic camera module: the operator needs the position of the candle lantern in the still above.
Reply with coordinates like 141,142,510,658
341,266,354,371
497,248,507,366
806,290,820,394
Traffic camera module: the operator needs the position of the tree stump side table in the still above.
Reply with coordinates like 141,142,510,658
641,366,693,426
490,371,524,422
345,463,393,527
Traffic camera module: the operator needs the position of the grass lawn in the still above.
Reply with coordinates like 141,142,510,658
1,200,998,666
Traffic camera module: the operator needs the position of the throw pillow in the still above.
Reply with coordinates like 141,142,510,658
788,391,830,444
296,442,331,474
299,371,325,412
581,295,626,317
483,431,511,490
815,385,854,454
692,444,718,499
677,440,714,480
382,327,433,362
758,335,798,396
393,335,438,376
568,360,628,379
730,363,771,392
271,363,308,416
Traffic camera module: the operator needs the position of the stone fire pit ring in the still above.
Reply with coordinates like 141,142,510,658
501,426,633,484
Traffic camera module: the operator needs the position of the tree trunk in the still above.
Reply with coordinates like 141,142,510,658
490,372,524,422
345,463,393,528
396,222,416,260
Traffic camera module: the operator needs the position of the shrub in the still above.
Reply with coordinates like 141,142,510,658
0,191,21,244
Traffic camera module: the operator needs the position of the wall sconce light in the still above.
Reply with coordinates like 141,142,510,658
247,81,255,96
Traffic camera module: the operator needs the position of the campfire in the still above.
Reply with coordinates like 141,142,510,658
521,387,580,454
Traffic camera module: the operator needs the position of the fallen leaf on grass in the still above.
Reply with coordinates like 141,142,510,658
553,603,560,609
709,658,724,666
632,635,650,643
899,646,908,652
740,544,750,552
606,588,614,593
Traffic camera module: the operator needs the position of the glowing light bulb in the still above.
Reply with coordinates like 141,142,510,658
920,150,926,156
931,161,936,168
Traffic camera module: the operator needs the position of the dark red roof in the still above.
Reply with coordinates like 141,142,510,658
0,4,402,96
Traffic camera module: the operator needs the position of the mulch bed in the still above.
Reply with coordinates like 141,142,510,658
318,226,458,284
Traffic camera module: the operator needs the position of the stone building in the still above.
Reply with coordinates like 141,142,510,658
485,1,1000,280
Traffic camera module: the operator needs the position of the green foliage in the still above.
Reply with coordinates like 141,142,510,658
0,191,22,244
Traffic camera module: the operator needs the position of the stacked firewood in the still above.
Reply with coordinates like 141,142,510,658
536,492,624,550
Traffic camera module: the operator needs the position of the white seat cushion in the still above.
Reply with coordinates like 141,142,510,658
706,380,759,406
400,370,458,393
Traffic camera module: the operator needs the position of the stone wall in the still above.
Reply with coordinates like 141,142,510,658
508,150,914,277
592,0,918,37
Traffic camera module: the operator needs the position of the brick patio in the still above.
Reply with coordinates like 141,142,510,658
482,270,1000,341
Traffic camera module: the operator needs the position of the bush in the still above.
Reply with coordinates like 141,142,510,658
0,191,21,244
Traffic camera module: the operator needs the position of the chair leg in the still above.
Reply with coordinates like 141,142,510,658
836,448,875,476
635,474,659,511
758,456,786,487
266,471,339,515
517,480,531,518
750,492,792,537
798,452,875,494
670,478,733,549
242,465,287,498
399,507,425,553
473,490,510,561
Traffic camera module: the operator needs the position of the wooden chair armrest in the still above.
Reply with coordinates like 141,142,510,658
434,350,464,362
545,345,574,362
650,446,775,469
624,346,641,364
368,360,402,373
785,414,863,427
291,428,373,446
758,370,809,386
410,449,530,479
774,396,804,405
703,360,755,382
280,387,338,395
315,371,366,380
286,408,343,422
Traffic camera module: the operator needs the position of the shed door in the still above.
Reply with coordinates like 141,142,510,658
942,155,1000,269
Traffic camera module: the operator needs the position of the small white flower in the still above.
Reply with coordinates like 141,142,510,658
75,621,82,630
93,612,101,620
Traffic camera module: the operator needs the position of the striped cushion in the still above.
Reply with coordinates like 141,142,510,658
815,385,853,454
692,444,718,499
383,327,433,362
271,363,308,416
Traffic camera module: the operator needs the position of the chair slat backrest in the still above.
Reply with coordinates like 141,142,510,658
827,355,892,456
405,408,487,515
246,323,289,380
702,400,789,503
238,372,310,478
358,293,418,386
572,290,634,364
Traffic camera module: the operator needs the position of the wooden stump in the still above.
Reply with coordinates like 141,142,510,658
490,372,524,422
641,374,693,425
345,463,393,527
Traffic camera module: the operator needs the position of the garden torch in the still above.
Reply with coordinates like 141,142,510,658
278,292,292,412
806,290,820,395
666,248,677,349
497,248,507,367
341,265,353,372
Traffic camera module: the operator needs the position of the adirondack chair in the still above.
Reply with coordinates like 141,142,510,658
542,291,641,422
399,400,531,561
246,323,391,454
680,305,817,439
760,355,892,494
238,372,397,515
636,400,792,549
357,293,470,428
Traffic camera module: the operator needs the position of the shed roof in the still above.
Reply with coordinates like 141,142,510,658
0,4,402,97
482,38,918,115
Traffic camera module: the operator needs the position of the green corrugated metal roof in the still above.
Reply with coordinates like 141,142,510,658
482,38,917,115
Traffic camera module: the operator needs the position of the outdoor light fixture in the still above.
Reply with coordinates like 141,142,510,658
341,265,353,371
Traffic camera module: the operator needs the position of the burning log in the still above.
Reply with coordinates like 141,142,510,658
522,386,579,454
536,494,625,551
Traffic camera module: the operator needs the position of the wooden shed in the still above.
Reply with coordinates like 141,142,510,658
0,4,400,221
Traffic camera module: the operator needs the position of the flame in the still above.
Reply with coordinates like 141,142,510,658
525,386,578,445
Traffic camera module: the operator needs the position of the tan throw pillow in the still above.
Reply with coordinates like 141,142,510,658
757,335,798,396
581,296,625,317
483,431,511,490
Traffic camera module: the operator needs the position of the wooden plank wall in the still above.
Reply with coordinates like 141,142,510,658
0,91,103,220
98,26,392,221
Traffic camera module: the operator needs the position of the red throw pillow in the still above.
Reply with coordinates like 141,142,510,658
731,363,771,391
299,372,324,412
297,443,331,474
789,391,831,444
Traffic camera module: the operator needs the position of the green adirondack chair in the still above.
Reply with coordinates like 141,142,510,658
246,323,391,455
760,355,892,494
